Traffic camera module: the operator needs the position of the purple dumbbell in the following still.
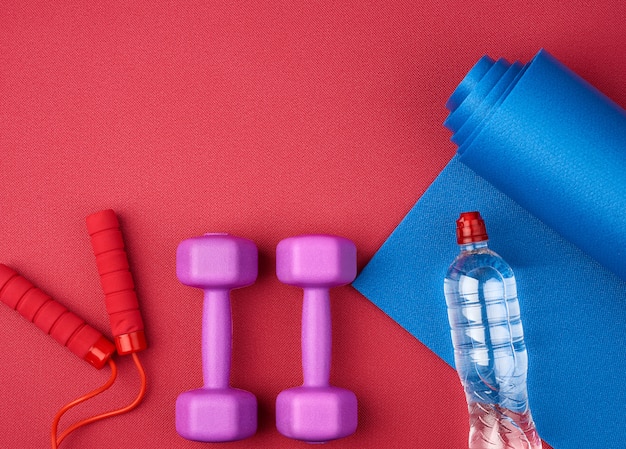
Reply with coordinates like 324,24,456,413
275,234,358,443
175,233,258,442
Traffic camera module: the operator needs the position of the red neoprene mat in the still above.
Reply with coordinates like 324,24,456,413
2,1,625,447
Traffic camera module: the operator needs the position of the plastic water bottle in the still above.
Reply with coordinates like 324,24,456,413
444,211,541,449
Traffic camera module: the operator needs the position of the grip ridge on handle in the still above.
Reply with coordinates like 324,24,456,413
0,264,115,369
86,209,147,354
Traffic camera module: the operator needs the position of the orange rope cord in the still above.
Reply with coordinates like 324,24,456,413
51,358,118,449
55,353,147,447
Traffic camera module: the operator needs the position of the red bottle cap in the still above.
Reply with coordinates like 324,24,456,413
456,211,488,244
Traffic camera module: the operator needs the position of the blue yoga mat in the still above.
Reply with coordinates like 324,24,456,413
354,50,626,449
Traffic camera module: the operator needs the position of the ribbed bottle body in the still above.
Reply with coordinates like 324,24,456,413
444,242,541,449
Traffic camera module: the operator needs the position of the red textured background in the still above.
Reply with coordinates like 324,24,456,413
2,1,625,447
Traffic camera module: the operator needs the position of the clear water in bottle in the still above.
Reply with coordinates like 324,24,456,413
444,212,541,449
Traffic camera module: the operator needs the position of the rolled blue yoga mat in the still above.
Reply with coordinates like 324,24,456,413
447,49,626,281
354,49,626,449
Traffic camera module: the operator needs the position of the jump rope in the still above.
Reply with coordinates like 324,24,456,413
0,209,147,448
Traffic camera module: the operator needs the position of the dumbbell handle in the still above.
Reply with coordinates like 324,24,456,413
0,264,115,369
86,209,146,354
202,289,232,389
302,288,331,387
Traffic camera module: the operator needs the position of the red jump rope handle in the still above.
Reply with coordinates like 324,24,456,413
86,209,147,355
0,264,115,369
